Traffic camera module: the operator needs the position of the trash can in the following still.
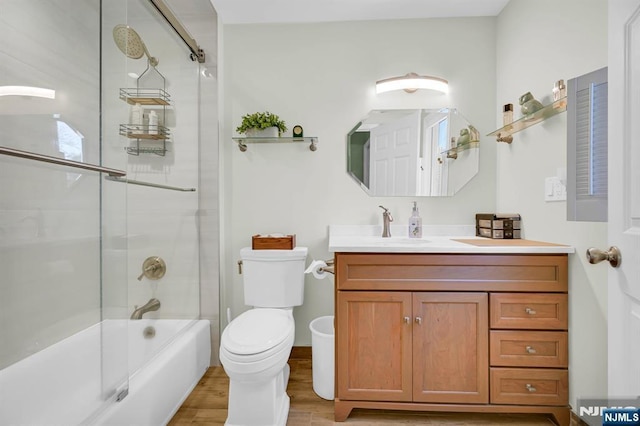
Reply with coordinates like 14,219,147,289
309,315,334,400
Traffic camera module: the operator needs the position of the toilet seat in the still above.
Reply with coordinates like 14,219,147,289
221,309,294,363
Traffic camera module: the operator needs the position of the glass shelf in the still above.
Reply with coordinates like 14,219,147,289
232,136,318,152
440,141,479,159
488,97,567,143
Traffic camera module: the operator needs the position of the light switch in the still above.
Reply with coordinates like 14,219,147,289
544,176,567,202
545,178,554,196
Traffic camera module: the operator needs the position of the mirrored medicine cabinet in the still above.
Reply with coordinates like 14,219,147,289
347,108,480,197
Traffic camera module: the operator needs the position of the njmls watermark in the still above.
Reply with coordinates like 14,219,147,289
577,397,640,426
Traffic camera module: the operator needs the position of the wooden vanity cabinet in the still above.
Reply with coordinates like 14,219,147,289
334,252,570,426
337,291,488,403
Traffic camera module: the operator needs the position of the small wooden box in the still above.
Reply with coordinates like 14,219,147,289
251,234,296,250
476,213,521,239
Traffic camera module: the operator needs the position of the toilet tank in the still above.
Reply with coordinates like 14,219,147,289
240,247,308,308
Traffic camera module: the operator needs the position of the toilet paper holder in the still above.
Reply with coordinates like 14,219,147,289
239,259,334,275
319,259,334,275
305,259,335,279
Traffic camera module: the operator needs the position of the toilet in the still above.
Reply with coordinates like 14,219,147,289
219,246,308,426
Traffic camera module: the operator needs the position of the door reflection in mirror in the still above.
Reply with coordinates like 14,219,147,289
347,109,479,197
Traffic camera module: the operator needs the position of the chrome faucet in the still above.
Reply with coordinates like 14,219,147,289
379,205,393,238
130,298,160,320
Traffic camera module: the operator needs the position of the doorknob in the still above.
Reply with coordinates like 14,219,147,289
586,246,621,268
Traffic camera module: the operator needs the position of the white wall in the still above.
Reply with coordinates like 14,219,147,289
496,0,608,409
221,18,497,345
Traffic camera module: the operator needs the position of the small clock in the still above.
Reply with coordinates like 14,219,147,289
292,125,303,138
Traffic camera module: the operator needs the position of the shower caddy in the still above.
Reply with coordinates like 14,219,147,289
119,63,171,156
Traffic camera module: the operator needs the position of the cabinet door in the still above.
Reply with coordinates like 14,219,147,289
412,292,489,403
336,291,412,401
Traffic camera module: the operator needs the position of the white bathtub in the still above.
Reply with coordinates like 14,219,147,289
0,319,211,426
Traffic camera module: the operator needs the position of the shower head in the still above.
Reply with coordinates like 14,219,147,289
113,24,159,67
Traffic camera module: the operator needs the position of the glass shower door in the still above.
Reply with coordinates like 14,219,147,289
0,0,129,423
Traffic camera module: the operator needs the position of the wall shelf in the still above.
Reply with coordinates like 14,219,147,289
440,140,479,160
488,97,567,143
232,136,318,152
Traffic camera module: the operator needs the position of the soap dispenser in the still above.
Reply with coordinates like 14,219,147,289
408,201,422,238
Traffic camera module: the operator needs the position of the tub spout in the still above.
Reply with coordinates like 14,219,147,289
130,298,160,320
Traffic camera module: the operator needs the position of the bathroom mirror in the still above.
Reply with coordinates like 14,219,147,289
347,108,480,196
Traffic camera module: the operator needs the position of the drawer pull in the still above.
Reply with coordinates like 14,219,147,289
525,345,537,354
404,316,410,324
525,383,537,392
415,316,422,325
525,307,537,315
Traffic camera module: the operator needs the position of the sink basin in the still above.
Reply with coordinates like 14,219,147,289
327,226,476,253
373,237,431,245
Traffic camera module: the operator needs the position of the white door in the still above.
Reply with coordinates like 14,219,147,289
369,111,420,196
607,0,640,396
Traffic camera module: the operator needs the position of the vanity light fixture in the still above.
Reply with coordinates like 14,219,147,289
0,85,55,99
375,72,448,94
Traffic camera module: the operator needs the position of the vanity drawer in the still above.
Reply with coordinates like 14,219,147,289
335,253,568,292
490,368,568,406
490,331,568,368
490,293,568,330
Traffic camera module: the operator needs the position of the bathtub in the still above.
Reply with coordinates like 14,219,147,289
0,319,210,426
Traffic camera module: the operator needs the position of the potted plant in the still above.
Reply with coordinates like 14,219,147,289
236,111,287,138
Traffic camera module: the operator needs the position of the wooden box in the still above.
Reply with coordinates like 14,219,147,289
251,234,296,250
476,213,521,239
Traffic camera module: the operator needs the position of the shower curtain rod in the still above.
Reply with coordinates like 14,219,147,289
0,146,126,177
147,0,206,63
105,176,196,192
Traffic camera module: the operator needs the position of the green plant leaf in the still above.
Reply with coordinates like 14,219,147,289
236,111,287,134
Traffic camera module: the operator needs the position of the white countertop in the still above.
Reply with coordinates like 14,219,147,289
328,225,575,254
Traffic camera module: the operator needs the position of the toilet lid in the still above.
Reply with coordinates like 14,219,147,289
223,309,293,355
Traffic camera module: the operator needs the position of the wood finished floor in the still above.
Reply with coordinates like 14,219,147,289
169,353,565,426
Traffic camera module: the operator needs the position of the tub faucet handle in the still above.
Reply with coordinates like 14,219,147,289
137,256,166,281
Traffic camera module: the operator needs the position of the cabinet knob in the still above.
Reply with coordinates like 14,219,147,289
525,345,536,354
525,383,537,392
525,307,536,315
404,316,410,324
415,317,422,325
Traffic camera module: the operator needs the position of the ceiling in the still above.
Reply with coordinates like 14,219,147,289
208,0,510,24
